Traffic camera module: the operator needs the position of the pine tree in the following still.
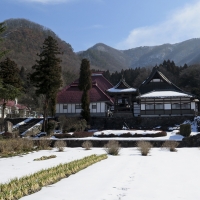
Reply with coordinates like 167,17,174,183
78,59,92,123
0,58,22,118
0,22,8,59
30,36,62,132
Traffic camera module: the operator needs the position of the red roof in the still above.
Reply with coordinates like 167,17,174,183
0,100,28,110
57,74,114,104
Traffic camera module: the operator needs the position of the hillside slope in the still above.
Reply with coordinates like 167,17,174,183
1,18,81,84
78,39,200,70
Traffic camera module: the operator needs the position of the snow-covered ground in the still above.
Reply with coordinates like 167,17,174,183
1,147,200,200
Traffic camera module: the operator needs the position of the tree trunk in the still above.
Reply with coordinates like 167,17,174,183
43,98,49,133
2,100,6,120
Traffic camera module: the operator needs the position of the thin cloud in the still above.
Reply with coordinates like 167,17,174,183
19,0,73,4
117,1,200,49
91,24,103,29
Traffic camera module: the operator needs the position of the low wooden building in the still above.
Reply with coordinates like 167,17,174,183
56,73,114,117
138,67,198,117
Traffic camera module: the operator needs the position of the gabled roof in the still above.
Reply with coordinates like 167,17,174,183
106,77,138,94
139,67,185,94
57,73,114,104
140,91,193,99
0,100,28,110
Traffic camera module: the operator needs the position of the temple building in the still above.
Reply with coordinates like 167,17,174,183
106,77,139,117
56,67,198,118
138,67,198,117
56,72,113,117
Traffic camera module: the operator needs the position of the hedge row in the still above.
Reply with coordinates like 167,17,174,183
0,154,107,200
54,131,94,138
94,131,167,138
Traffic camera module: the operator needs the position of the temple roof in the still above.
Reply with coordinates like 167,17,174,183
106,77,138,94
57,73,114,104
139,66,185,94
140,91,193,99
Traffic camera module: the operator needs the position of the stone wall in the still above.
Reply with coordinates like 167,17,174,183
90,116,194,130
50,134,200,148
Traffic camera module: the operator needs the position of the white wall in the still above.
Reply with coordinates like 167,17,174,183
56,102,106,114
191,102,195,110
141,104,145,110
164,104,171,110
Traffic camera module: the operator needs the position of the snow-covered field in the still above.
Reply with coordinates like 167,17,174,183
1,147,200,200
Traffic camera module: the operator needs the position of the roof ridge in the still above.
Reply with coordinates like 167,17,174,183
94,84,114,104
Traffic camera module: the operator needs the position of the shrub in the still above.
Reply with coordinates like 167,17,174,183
54,140,66,152
34,155,56,161
73,131,93,138
53,133,73,138
47,120,57,135
35,138,51,150
104,140,121,155
162,141,179,152
94,131,167,138
82,141,93,150
63,118,87,132
180,124,191,137
137,141,152,156
22,139,35,151
0,138,34,157
53,131,93,138
58,115,66,132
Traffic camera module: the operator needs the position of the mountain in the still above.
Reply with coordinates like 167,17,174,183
78,39,200,71
2,18,200,77
0,18,81,84
77,43,130,71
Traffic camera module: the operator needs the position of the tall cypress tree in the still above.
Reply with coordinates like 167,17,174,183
0,58,22,119
0,22,8,59
78,59,92,123
30,36,62,132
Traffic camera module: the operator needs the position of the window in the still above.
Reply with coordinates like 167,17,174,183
146,104,154,110
151,79,163,82
75,104,81,109
155,104,164,109
92,105,97,109
118,99,122,104
63,104,67,109
172,104,181,109
181,103,190,109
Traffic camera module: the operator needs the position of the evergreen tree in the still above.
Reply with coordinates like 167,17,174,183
0,22,8,59
78,59,92,123
30,36,62,132
0,58,22,118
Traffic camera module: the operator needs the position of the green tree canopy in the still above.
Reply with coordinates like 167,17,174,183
78,59,92,123
79,59,92,91
30,36,62,132
0,57,22,118
0,22,8,59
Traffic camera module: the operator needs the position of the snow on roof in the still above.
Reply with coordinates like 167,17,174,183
140,91,193,98
107,88,137,93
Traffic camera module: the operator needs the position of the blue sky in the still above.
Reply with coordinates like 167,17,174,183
1,0,200,52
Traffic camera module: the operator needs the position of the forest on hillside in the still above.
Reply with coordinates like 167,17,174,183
95,60,200,99
0,19,80,86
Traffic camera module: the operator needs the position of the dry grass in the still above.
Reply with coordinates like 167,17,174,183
162,141,179,152
0,154,107,200
137,141,152,156
82,141,93,150
35,138,52,150
34,155,56,161
0,138,34,157
104,140,121,156
54,140,66,152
